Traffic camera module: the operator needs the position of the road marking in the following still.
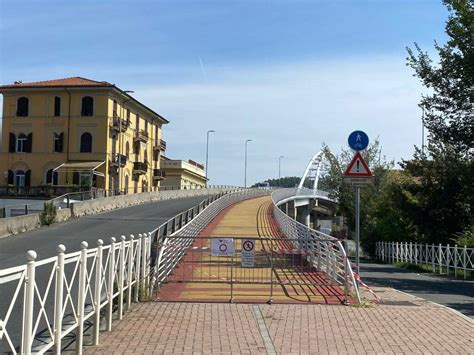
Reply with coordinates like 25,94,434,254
251,305,276,355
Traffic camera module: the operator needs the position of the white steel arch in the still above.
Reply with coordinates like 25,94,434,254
298,149,340,192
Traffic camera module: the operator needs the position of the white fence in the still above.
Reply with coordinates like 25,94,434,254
0,191,231,355
375,241,474,279
271,189,360,304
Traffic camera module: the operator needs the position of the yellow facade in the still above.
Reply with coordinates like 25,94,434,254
0,77,168,194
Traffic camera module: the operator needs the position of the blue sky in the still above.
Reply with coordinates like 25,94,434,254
0,0,448,185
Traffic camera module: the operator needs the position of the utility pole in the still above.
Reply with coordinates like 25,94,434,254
278,155,284,185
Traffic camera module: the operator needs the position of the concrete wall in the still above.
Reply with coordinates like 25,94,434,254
0,207,71,238
70,188,235,217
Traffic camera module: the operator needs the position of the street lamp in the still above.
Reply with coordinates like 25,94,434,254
244,139,252,188
205,130,215,186
278,155,284,182
119,90,134,195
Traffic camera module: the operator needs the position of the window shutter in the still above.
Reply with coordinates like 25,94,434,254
73,172,79,185
59,133,64,152
7,170,14,185
46,170,52,184
26,133,33,153
25,170,31,187
9,133,16,153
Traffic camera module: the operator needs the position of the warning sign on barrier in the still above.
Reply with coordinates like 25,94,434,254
211,238,235,256
241,239,255,267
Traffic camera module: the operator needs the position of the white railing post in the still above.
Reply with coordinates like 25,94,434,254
107,237,116,331
53,245,66,355
76,241,88,355
446,244,450,275
134,234,141,303
118,235,126,320
425,243,428,266
93,239,103,345
438,244,442,274
454,244,458,277
463,245,467,280
141,233,148,299
127,235,134,310
22,250,37,355
409,241,413,263
396,242,399,263
414,243,418,265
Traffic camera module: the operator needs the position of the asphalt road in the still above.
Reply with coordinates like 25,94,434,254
0,195,211,269
360,259,474,319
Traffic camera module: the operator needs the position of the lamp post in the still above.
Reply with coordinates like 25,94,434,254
205,130,215,186
244,139,252,188
119,90,134,195
278,155,284,183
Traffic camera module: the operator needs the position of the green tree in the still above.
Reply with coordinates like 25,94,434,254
251,176,301,188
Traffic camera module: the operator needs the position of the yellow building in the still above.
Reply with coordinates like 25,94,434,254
160,157,207,189
0,77,168,195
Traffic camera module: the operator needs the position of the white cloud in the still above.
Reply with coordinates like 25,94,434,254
132,55,423,186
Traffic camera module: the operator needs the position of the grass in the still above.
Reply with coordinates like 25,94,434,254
392,261,473,280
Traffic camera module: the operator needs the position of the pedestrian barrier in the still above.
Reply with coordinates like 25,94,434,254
375,241,474,279
0,191,234,354
271,188,361,303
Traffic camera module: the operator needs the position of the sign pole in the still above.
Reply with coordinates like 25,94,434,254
355,187,360,276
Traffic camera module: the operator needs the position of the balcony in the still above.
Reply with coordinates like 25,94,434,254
153,139,166,152
153,169,166,181
134,129,149,143
133,161,148,175
110,117,129,133
110,153,127,167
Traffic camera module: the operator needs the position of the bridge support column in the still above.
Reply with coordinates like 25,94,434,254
296,206,311,228
287,200,296,220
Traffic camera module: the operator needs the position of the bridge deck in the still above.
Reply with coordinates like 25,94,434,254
158,196,347,304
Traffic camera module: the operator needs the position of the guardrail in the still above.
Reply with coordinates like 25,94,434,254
271,187,336,206
152,189,271,291
375,241,474,279
271,188,360,303
0,190,234,354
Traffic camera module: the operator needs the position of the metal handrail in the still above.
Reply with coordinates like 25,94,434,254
271,188,361,304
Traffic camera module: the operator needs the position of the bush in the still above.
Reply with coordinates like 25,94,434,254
40,202,57,226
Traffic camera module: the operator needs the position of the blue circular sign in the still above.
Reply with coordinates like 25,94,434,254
348,130,369,151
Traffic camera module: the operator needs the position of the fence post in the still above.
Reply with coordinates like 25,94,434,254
446,244,450,275
107,237,116,331
425,243,428,266
396,242,399,263
454,244,458,277
118,236,126,320
414,243,418,265
438,244,442,274
93,239,103,346
135,234,141,302
53,245,66,354
76,241,88,355
409,241,413,263
127,235,134,310
463,245,467,280
22,250,37,355
141,233,148,300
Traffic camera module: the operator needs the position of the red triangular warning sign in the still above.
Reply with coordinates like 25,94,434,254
343,152,372,177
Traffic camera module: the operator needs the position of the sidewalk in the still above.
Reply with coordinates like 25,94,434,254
84,287,474,354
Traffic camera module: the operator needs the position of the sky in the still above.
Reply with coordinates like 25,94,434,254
0,0,449,186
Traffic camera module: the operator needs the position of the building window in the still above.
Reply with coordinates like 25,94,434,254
136,114,139,130
144,119,148,133
16,97,29,117
144,149,148,164
80,132,92,153
46,169,59,185
54,132,64,152
127,109,130,123
113,99,118,117
15,170,25,186
81,96,94,116
17,134,27,152
126,141,130,158
54,96,61,117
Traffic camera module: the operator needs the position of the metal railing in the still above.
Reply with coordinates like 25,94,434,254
271,188,360,303
376,241,474,279
0,190,235,354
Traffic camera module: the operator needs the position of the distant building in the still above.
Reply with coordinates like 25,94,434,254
160,157,207,189
0,77,168,195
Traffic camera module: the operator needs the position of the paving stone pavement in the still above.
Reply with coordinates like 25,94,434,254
84,287,474,355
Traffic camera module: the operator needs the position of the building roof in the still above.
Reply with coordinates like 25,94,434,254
0,77,112,89
0,76,169,124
